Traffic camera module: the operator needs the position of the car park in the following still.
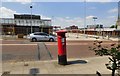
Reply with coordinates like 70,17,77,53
27,32,56,42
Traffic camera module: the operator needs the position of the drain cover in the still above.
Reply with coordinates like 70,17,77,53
2,71,10,76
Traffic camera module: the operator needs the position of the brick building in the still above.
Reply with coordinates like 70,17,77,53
1,14,53,35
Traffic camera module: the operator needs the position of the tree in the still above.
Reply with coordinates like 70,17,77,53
110,25,115,28
89,40,120,76
110,25,117,29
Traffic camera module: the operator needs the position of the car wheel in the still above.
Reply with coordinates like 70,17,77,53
32,38,37,42
49,38,54,42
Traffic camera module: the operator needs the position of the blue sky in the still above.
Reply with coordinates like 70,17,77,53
0,1,119,28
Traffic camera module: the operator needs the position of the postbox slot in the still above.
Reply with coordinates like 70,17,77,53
62,38,65,43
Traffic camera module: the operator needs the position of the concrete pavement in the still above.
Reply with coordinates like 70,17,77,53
2,56,112,74
66,33,119,41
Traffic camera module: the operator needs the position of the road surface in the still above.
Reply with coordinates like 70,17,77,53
1,40,118,62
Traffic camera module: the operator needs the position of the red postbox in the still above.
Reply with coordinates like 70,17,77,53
56,30,67,65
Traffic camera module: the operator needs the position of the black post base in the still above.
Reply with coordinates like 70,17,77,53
58,55,67,65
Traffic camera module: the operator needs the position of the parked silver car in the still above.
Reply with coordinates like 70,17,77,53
27,32,56,42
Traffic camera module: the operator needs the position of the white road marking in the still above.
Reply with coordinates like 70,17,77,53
46,43,88,45
45,43,118,45
0,44,37,46
0,43,118,46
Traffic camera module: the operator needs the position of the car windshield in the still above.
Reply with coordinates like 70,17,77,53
34,32,49,36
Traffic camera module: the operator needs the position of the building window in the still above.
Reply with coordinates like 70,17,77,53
19,20,20,24
4,19,9,24
1,19,4,23
15,20,16,24
9,19,12,24
26,20,28,23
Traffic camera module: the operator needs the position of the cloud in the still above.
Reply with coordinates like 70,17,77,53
86,0,118,2
85,15,117,27
41,15,51,19
88,7,96,10
0,7,17,18
65,17,70,19
100,18,117,27
107,16,116,18
1,0,32,4
51,15,117,28
53,17,84,28
108,8,118,13
6,0,118,2
86,15,97,19
53,16,117,28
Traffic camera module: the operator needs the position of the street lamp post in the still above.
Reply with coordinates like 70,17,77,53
30,5,33,33
50,16,54,34
93,17,97,25
93,17,97,35
41,21,44,32
84,0,86,36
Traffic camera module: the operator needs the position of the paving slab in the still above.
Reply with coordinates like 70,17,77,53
2,56,114,74
66,33,119,41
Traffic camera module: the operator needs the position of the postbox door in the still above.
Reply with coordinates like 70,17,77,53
61,38,66,55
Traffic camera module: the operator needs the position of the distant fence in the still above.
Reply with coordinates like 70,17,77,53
67,30,120,37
